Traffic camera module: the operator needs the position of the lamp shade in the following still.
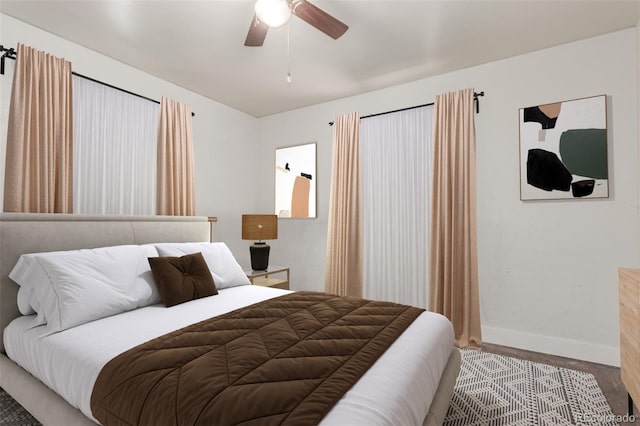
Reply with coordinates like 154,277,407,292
254,0,291,28
242,214,278,241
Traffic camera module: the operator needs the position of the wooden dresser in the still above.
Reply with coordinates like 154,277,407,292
619,268,640,415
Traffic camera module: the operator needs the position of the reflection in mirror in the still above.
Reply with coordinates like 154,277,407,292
275,143,316,218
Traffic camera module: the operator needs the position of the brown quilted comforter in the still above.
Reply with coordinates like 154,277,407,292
91,291,424,426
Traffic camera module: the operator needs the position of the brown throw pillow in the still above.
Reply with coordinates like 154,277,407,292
148,252,218,307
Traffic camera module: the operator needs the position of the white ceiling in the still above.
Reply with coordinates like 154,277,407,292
1,0,638,117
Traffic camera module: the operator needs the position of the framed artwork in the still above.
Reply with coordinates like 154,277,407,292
519,94,608,200
275,142,316,218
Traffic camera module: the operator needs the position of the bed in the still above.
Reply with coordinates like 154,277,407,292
0,213,460,426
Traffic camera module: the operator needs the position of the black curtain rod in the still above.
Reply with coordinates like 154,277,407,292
0,45,195,117
328,91,484,126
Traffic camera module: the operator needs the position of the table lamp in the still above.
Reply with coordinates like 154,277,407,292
242,214,278,270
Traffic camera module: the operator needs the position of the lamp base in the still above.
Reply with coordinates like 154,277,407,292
250,242,270,270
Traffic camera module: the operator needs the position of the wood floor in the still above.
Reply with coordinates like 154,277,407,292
483,343,638,424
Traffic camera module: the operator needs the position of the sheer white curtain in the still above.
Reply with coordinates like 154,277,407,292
72,75,158,214
361,105,433,308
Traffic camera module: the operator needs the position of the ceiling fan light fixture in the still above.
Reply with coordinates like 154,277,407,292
255,0,291,28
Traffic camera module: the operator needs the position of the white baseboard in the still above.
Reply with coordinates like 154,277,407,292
482,326,620,367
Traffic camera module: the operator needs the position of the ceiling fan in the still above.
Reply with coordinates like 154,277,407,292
245,0,349,47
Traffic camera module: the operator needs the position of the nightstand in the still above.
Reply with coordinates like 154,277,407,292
244,266,290,290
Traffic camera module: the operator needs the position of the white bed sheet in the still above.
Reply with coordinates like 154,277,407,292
4,285,454,426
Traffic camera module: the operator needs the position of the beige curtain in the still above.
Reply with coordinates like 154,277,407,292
3,43,73,213
429,88,482,349
325,112,362,297
157,97,195,216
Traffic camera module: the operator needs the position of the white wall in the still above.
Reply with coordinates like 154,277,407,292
0,14,258,265
257,28,639,366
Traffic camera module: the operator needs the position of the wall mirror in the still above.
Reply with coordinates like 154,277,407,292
275,142,316,218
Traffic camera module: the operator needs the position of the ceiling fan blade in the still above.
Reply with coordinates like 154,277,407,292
292,0,348,40
244,15,269,46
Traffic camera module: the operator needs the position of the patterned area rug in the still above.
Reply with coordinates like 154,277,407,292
0,350,618,426
444,349,618,426
0,388,40,426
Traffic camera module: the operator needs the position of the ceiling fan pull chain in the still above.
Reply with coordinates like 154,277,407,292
287,22,292,84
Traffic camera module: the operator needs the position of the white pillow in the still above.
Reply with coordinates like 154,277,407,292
9,254,44,316
9,245,161,331
153,242,250,289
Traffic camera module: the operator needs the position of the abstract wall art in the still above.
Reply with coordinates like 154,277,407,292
275,142,316,218
519,95,608,200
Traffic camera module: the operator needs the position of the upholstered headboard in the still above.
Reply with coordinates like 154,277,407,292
0,213,211,353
